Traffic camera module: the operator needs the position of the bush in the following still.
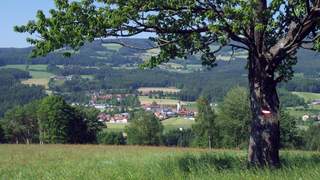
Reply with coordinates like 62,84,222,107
97,131,126,145
162,129,194,147
304,124,320,150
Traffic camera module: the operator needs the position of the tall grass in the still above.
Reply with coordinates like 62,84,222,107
0,145,319,179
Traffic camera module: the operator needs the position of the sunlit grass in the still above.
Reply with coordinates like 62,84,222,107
0,145,319,179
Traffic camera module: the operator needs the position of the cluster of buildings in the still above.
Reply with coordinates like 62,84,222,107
91,92,134,103
52,75,74,81
142,101,195,120
96,101,196,124
98,113,129,124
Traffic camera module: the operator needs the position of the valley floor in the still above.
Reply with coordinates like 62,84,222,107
0,145,319,179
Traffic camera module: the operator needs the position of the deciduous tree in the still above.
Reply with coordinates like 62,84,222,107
192,97,217,149
37,96,72,144
15,0,320,167
218,86,251,149
125,111,163,145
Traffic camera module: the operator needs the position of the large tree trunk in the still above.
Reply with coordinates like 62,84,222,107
247,52,280,167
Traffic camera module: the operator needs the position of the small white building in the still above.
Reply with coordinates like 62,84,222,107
94,104,106,111
302,114,310,121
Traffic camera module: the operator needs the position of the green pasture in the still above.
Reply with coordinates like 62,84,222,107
0,145,319,179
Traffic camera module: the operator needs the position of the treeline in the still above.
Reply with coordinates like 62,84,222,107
49,64,307,104
49,65,247,102
0,96,103,144
0,40,145,66
0,68,45,117
278,89,307,107
280,77,320,94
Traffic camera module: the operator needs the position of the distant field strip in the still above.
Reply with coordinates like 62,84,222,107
138,87,181,93
292,92,320,102
139,96,194,105
21,78,50,89
161,117,195,131
1,64,53,89
102,43,122,51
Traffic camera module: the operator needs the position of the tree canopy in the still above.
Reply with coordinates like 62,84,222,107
125,111,163,145
15,0,320,77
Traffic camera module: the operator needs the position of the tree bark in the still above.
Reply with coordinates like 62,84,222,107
247,52,280,167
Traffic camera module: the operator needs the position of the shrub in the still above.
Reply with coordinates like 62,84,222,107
162,129,194,147
304,124,320,151
97,131,126,145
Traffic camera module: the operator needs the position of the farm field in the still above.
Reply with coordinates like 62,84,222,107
21,78,50,89
1,64,53,89
292,91,320,103
106,117,195,132
139,96,194,106
0,145,320,179
138,87,181,94
102,43,122,51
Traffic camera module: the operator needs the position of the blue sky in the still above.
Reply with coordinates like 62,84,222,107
0,0,55,48
0,0,151,48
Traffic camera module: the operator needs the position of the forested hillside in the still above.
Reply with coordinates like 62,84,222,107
1,39,320,104
0,69,45,117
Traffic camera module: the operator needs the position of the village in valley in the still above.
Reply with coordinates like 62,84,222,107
89,87,197,125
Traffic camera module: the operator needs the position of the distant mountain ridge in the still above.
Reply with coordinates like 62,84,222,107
0,38,320,76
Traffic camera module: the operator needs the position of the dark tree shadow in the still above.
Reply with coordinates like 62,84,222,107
176,152,320,172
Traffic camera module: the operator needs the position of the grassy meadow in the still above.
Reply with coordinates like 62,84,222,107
102,43,122,51
0,145,320,179
139,96,195,106
138,87,181,94
292,92,320,103
1,64,53,89
162,117,195,131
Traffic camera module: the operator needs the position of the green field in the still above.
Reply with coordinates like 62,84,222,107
139,96,195,106
105,123,127,132
162,117,195,131
106,117,195,132
1,64,54,89
138,87,181,93
0,145,320,179
102,43,122,51
80,75,95,80
292,92,320,102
